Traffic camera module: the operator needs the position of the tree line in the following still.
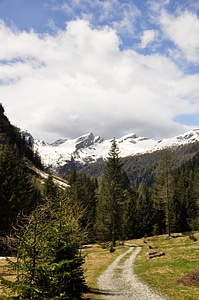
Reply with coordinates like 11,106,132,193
67,139,199,244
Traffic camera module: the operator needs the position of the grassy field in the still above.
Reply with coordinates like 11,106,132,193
83,233,199,300
134,232,199,300
0,234,199,299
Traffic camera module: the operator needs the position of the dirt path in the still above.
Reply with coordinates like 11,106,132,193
97,246,167,300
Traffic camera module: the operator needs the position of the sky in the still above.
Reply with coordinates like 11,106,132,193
1,0,199,142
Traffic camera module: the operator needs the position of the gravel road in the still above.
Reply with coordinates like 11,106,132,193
97,246,167,300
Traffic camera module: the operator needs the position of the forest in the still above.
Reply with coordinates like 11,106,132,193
0,103,199,299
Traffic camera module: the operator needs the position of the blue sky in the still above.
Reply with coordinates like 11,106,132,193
1,0,199,142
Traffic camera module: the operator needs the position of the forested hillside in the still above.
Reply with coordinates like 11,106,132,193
0,104,44,236
79,141,199,188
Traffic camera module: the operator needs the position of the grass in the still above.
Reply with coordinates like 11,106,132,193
0,258,17,299
133,232,199,300
1,234,199,299
82,233,199,299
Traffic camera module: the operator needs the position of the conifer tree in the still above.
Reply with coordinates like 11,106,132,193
136,184,154,237
173,166,198,231
152,149,174,236
123,187,139,239
0,145,38,235
96,139,127,246
67,171,98,242
1,192,87,299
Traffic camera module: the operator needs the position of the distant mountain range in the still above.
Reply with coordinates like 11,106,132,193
21,129,199,176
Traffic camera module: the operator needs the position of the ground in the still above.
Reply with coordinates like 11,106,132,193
177,268,199,287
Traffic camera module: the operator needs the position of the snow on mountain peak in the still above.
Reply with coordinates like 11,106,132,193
26,129,199,171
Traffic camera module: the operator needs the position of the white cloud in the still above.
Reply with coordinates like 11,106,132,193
57,0,140,37
160,10,199,62
140,29,157,48
0,18,199,142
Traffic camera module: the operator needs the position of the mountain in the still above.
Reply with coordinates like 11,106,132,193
22,129,199,178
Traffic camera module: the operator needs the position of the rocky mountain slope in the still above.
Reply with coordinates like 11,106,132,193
22,129,199,178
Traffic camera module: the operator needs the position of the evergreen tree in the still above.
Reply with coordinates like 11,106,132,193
123,187,139,239
96,139,127,246
0,145,39,235
152,149,174,236
1,192,87,300
136,184,154,238
43,173,59,200
67,171,98,243
173,166,198,231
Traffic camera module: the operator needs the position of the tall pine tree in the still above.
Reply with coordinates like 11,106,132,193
152,149,174,236
96,139,127,246
0,145,39,235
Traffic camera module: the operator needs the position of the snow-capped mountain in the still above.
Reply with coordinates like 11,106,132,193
21,129,199,172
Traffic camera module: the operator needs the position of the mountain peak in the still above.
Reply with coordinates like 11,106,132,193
75,132,103,150
24,129,199,173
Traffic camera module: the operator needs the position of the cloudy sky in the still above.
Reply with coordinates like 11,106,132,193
1,0,199,142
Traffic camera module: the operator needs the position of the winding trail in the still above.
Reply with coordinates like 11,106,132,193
97,246,167,300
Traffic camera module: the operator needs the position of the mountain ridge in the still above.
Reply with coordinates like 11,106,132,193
21,128,199,175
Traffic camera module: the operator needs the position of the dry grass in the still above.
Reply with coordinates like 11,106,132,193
0,258,17,298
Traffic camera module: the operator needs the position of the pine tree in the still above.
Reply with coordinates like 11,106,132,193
173,166,198,231
67,171,98,242
0,145,38,235
123,187,139,239
136,184,154,238
96,139,127,246
152,149,174,236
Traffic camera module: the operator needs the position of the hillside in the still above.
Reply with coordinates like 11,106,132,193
80,142,199,187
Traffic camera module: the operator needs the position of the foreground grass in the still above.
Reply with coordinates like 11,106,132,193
83,233,199,300
1,234,199,300
0,258,17,299
133,232,199,300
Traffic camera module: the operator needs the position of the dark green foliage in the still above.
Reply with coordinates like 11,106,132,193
0,146,40,236
136,184,154,237
150,149,199,235
96,139,129,246
124,184,155,239
43,174,59,200
1,192,86,300
123,188,139,239
67,170,98,243
0,105,44,237
172,162,199,231
152,149,174,236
